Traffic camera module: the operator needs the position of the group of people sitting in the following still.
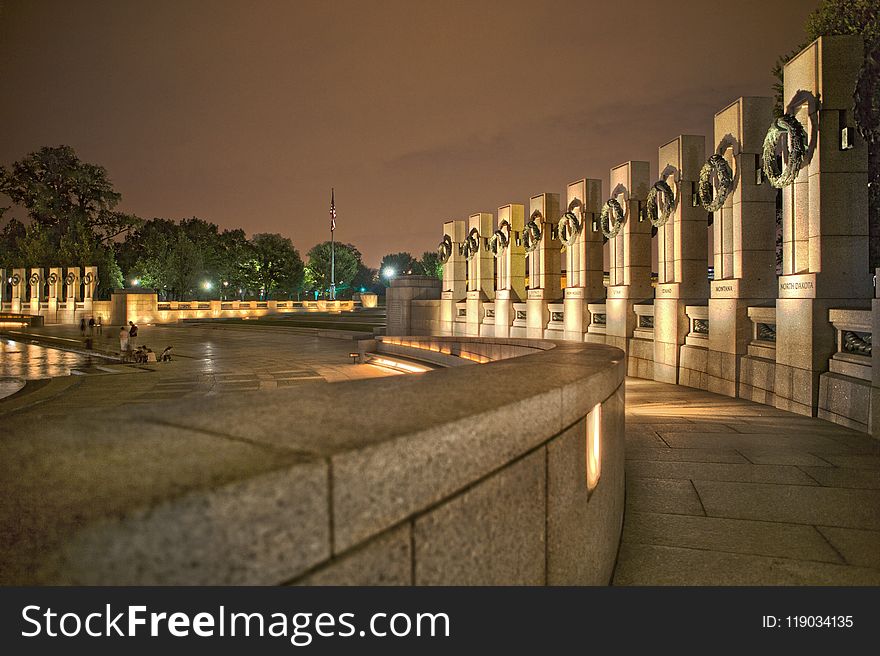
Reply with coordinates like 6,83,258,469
115,321,173,363
129,345,174,363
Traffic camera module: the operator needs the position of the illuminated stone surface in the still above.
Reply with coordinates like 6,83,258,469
615,378,880,585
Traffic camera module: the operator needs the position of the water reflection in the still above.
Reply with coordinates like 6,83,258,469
0,339,93,380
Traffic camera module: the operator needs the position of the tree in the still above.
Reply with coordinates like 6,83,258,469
378,251,417,286
773,1,880,269
0,145,137,297
241,233,305,299
351,262,380,293
418,250,443,280
305,241,361,298
0,217,26,266
0,145,139,244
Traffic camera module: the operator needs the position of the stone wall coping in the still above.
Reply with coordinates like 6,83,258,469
747,306,777,323
828,308,872,333
1,337,624,584
685,304,709,319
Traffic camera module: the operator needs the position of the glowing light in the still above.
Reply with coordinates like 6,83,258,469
383,266,396,278
203,281,212,290
586,403,602,493
369,357,428,374
131,278,140,286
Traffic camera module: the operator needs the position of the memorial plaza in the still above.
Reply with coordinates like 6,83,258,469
2,29,879,586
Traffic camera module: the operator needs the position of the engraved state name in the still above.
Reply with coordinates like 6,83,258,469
780,281,814,290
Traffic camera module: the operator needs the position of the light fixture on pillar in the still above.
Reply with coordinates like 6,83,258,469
840,109,855,150
691,181,699,207
637,200,645,222
586,402,602,494
841,127,855,150
755,154,764,185
514,231,521,246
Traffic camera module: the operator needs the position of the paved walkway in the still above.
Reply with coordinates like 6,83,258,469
0,324,393,420
614,378,880,585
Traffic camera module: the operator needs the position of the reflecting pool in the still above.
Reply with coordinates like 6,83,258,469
0,339,95,398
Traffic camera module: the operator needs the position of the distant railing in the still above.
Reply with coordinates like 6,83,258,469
828,308,872,382
587,303,606,336
633,303,654,339
685,305,708,346
747,306,776,360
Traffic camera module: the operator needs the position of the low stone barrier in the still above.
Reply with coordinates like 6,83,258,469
0,338,626,585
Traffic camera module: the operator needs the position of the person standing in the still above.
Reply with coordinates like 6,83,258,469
128,321,139,349
119,325,129,354
88,316,95,336
79,317,86,336
96,315,103,335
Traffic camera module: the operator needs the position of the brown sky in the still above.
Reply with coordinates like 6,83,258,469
0,0,818,266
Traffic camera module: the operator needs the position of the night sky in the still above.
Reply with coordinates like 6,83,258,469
0,0,818,266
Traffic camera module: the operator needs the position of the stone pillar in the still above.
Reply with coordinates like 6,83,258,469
10,267,26,313
439,220,466,336
28,267,43,314
83,267,98,302
563,178,604,342
707,97,777,397
493,203,525,338
46,267,63,322
526,193,561,338
386,276,442,336
605,161,651,354
653,136,709,383
774,36,872,416
64,267,81,323
465,212,494,337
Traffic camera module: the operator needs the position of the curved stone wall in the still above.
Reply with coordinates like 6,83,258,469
0,338,626,586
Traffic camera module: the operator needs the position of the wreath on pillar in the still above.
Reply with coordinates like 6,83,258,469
82,272,94,286
64,271,77,286
761,113,808,188
9,273,21,286
645,179,676,227
488,220,511,257
29,272,41,287
698,154,733,212
522,211,543,253
557,210,581,247
47,272,58,285
437,234,453,264
599,198,625,239
464,227,481,261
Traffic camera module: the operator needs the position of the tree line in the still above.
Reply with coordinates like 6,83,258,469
0,146,440,301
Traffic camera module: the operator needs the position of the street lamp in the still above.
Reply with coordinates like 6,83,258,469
383,266,396,279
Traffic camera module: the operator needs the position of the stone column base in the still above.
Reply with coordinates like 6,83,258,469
527,298,549,339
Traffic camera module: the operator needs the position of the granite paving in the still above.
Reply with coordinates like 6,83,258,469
614,378,880,586
0,323,395,421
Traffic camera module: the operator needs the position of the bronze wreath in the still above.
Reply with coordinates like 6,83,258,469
645,179,676,227
599,198,625,239
761,113,808,188
522,211,543,253
437,234,453,264
698,154,733,212
464,227,481,261
557,210,581,247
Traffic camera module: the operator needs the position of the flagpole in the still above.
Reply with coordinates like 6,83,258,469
330,188,336,301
